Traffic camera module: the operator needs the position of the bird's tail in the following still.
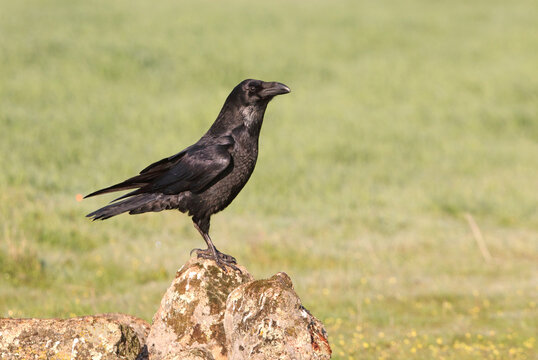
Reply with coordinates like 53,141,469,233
86,194,162,220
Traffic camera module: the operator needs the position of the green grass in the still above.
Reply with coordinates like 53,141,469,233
1,0,537,358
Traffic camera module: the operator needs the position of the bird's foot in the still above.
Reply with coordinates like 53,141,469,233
190,248,237,263
190,248,239,273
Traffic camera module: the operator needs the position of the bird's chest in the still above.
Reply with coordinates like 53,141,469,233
204,139,257,205
228,124,259,181
228,140,258,188
189,149,254,218
188,127,260,217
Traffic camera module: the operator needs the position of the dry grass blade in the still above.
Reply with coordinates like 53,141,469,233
464,213,492,263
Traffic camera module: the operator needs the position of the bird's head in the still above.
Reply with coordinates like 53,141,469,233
209,79,290,136
233,79,291,106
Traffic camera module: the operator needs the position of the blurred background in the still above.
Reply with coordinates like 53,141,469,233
1,0,537,358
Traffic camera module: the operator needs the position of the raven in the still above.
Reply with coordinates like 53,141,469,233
85,79,290,271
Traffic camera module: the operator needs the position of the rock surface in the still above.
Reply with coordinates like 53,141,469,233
0,313,150,360
147,257,331,359
224,272,332,360
147,258,253,360
0,257,331,360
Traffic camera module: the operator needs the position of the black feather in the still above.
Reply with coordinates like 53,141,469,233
85,79,290,266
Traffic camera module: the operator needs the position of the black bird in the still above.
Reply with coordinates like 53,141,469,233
85,79,290,271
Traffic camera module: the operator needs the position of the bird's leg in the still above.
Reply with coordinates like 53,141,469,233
192,221,238,272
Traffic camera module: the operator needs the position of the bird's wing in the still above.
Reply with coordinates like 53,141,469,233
142,143,232,195
85,138,234,200
84,149,189,198
138,146,192,175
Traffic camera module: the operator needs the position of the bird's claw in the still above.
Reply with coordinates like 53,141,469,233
216,260,241,273
192,248,239,273
217,252,237,264
192,248,237,263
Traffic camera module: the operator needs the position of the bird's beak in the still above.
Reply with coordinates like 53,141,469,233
259,82,291,98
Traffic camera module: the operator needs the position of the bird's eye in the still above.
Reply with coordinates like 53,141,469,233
248,86,257,92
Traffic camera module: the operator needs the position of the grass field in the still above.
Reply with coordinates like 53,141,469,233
1,0,537,358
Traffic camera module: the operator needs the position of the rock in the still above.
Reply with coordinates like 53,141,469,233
147,257,253,360
148,257,331,359
0,257,331,360
224,272,332,360
98,313,151,349
0,313,150,360
161,347,216,360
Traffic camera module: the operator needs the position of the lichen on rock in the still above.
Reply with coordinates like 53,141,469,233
0,314,150,360
224,272,332,360
147,257,253,360
1,258,331,360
